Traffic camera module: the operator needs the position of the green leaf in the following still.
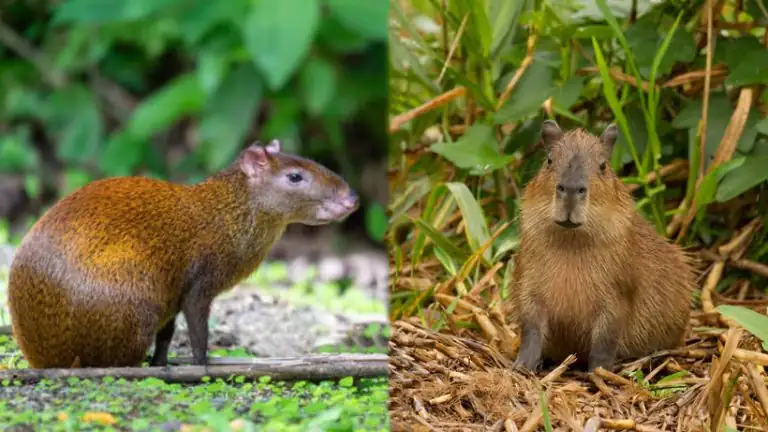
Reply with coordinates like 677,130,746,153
487,0,524,59
58,107,103,165
625,16,695,78
199,63,262,171
715,36,768,86
126,74,206,140
0,129,37,172
178,0,249,44
756,118,768,135
98,132,145,176
53,0,181,24
42,86,103,164
727,51,768,86
494,61,555,124
62,169,93,197
364,203,388,243
412,218,469,262
673,93,734,163
197,52,229,95
444,182,492,262
243,0,320,90
613,106,648,167
430,124,514,173
326,0,388,41
572,25,613,40
716,305,768,351
551,77,584,111
316,15,370,53
716,155,768,202
300,57,338,115
449,0,493,58
696,158,745,207
592,38,640,169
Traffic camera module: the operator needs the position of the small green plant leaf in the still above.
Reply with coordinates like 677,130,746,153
53,0,180,24
695,158,745,208
494,62,555,124
243,0,320,90
551,77,584,111
716,155,768,202
430,124,514,173
126,74,206,140
716,305,768,351
444,182,492,262
412,218,470,262
199,63,262,171
326,0,388,41
300,57,338,115
365,203,389,243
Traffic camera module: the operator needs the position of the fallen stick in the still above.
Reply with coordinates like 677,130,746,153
0,353,388,384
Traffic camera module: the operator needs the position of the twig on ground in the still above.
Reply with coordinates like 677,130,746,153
744,363,768,420
0,354,388,383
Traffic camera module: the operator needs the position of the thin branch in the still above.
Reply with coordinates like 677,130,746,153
0,17,136,122
0,354,388,384
0,17,67,88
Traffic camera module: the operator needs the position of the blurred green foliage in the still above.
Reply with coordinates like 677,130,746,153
388,0,768,320
0,0,388,242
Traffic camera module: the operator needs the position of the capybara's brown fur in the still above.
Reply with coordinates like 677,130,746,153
511,121,695,372
8,140,358,369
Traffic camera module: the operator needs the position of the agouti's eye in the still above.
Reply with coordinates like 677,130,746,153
287,172,304,183
547,152,553,166
599,161,607,172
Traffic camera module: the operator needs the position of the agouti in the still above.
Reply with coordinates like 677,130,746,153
8,140,359,368
510,121,695,372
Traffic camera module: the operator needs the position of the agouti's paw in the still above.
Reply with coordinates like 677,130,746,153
513,357,541,373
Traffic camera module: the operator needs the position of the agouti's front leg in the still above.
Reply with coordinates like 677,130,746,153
182,291,212,366
588,313,620,372
515,317,545,372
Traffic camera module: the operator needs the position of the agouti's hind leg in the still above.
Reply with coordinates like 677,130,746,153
588,313,620,372
150,316,177,366
515,318,545,372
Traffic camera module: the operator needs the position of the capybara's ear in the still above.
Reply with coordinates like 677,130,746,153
541,120,564,150
600,123,619,156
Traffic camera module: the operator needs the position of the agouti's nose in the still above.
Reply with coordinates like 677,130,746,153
556,182,587,199
341,191,359,210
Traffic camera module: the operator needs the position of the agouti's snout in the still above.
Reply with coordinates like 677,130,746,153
341,190,359,211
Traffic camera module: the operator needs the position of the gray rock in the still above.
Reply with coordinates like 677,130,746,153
0,245,15,268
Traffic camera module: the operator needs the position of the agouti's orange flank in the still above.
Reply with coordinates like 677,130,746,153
8,140,359,368
511,120,695,372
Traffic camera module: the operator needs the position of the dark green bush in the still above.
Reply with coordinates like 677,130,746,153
0,0,389,242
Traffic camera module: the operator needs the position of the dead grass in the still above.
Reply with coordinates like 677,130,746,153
389,316,768,431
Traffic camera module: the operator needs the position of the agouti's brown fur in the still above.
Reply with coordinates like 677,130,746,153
511,121,695,372
8,140,358,369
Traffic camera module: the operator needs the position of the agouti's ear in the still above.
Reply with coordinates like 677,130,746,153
265,139,281,154
241,146,269,178
541,120,563,150
600,123,619,155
